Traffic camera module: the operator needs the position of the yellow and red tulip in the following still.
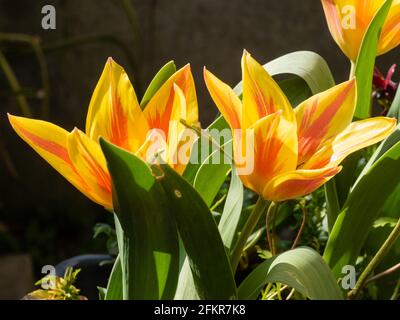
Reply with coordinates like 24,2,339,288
8,58,199,209
321,0,400,61
204,51,396,202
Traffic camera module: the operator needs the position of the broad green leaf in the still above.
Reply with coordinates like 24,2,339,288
100,139,179,300
105,255,123,300
234,51,335,96
157,163,237,300
218,166,244,250
140,60,176,108
324,140,400,276
354,0,393,119
238,247,343,300
357,123,400,181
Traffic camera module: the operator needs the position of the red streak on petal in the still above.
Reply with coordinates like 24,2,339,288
18,125,71,165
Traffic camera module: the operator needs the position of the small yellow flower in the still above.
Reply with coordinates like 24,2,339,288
204,50,396,201
321,0,400,61
9,58,199,209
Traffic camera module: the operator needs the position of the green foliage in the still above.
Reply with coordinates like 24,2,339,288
354,0,393,118
27,267,85,300
238,247,343,300
100,139,179,300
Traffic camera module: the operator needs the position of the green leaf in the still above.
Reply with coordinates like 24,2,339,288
357,123,400,180
324,140,400,276
277,76,312,107
325,151,363,231
193,140,232,207
100,139,179,300
157,163,237,300
387,80,400,120
105,256,123,300
234,51,335,96
373,217,398,229
218,166,244,251
354,0,393,119
140,61,176,109
238,247,343,300
183,115,229,186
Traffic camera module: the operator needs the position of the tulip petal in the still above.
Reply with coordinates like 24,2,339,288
85,58,147,152
237,112,298,195
380,0,400,55
302,117,397,170
204,67,242,130
321,0,385,61
241,50,296,129
262,166,342,202
8,114,91,202
144,64,198,137
166,84,190,174
295,79,356,165
67,129,112,208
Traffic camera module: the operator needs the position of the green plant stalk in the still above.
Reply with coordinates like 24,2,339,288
30,37,50,118
230,197,269,272
348,217,400,299
119,0,141,43
0,33,50,117
0,50,32,116
266,202,279,255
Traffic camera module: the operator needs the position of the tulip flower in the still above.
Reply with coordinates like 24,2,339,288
8,58,199,209
321,0,400,61
204,51,396,202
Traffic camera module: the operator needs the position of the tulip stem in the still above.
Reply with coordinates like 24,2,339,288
348,216,400,299
266,202,279,255
230,197,269,272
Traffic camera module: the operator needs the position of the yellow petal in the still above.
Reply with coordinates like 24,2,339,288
8,114,92,203
295,79,356,165
85,57,147,152
204,67,242,129
302,117,397,170
236,112,298,195
144,64,199,137
321,0,385,61
379,0,400,55
241,50,296,129
166,84,189,174
262,166,342,202
67,129,112,208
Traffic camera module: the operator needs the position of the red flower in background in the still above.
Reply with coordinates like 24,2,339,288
373,64,398,114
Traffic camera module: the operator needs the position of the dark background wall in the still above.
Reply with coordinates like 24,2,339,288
0,0,399,288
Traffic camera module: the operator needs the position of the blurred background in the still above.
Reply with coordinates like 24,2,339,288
0,0,399,299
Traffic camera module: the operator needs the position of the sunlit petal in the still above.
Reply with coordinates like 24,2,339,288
85,58,147,152
8,114,92,203
67,128,112,208
204,67,242,130
144,64,198,137
295,79,356,164
302,117,397,170
263,166,342,202
241,50,295,129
